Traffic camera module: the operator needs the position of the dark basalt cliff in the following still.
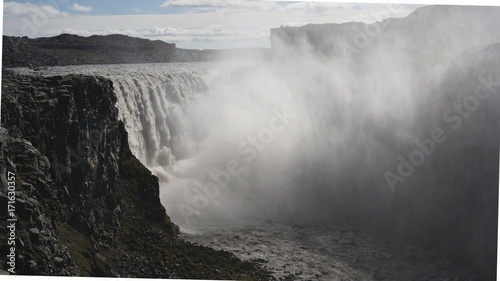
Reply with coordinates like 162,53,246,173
0,73,273,279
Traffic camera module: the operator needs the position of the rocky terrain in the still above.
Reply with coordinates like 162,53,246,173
2,34,270,67
0,73,274,279
2,34,200,67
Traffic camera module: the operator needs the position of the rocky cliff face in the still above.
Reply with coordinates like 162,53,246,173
0,73,273,279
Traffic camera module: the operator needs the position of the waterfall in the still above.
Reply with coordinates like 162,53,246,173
11,50,499,230
8,45,499,277
111,67,210,181
93,58,429,224
6,5,499,276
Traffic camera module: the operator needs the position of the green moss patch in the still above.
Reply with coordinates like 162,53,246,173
58,223,107,276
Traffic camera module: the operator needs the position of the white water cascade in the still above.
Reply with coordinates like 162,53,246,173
110,64,210,181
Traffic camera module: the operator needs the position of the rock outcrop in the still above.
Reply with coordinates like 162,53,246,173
0,73,274,279
3,34,176,67
2,34,270,67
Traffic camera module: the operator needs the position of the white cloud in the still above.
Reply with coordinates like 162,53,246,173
52,24,269,44
59,28,141,37
146,25,236,37
69,3,94,12
3,1,68,18
159,0,419,22
161,0,278,11
282,2,351,13
160,0,386,15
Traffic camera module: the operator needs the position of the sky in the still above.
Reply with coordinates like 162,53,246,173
0,0,495,49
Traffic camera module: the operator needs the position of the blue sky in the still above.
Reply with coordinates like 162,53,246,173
1,1,430,49
55,0,194,15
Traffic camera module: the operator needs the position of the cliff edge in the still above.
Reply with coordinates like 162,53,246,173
0,73,273,279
